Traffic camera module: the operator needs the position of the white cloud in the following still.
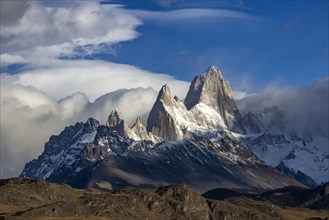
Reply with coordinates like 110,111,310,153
0,54,27,66
237,78,329,138
0,80,156,179
1,81,63,178
0,2,259,66
0,59,190,179
10,59,189,101
0,1,195,179
84,87,158,126
0,1,141,59
134,8,258,24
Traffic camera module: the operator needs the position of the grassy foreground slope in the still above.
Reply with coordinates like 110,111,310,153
0,178,328,220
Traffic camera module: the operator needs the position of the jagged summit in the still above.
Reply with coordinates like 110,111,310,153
184,66,245,133
94,66,244,141
101,66,246,141
133,116,142,126
145,66,245,139
86,118,100,128
130,116,154,141
19,65,328,194
204,65,224,78
106,109,128,138
106,109,124,126
157,84,173,106
147,84,181,140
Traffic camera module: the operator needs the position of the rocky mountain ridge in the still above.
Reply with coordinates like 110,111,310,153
20,66,328,192
147,66,245,141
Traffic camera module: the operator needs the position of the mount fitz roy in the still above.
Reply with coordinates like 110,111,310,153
21,66,328,192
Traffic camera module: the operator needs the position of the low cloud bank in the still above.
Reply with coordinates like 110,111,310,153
0,82,158,178
0,59,190,179
237,78,329,138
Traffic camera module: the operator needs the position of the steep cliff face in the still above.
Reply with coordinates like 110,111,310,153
147,85,182,140
185,66,245,133
146,66,245,140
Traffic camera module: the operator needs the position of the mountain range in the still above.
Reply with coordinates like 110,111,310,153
21,66,328,193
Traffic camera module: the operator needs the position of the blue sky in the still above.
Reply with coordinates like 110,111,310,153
1,0,328,93
97,0,328,90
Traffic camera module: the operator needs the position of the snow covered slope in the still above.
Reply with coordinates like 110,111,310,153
147,66,245,140
242,106,329,184
21,65,328,191
21,120,303,193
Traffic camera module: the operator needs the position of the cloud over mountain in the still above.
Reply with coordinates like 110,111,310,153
0,58,191,178
0,83,154,178
237,78,329,138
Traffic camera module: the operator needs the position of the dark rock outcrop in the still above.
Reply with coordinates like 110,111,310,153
276,161,318,188
203,182,329,210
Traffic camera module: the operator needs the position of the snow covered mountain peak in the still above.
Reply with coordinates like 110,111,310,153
21,115,304,192
184,66,245,133
20,65,328,190
146,66,247,140
99,66,246,141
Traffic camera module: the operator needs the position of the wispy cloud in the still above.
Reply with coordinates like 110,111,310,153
135,8,258,23
0,1,141,62
0,1,259,68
